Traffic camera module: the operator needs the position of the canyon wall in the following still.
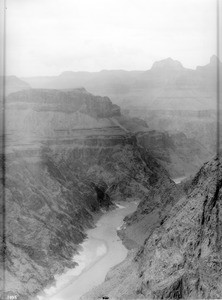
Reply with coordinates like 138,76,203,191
1,88,180,300
83,155,222,299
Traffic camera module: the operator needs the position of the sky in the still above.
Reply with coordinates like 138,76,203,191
5,0,219,76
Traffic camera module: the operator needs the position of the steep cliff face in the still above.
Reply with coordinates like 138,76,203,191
130,109,217,153
82,156,222,299
137,130,212,178
7,88,120,117
1,88,179,300
117,147,181,249
3,150,96,299
108,115,212,178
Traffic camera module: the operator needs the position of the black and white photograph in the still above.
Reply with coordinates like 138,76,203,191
0,0,222,299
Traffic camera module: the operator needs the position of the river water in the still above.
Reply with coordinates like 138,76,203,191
172,176,187,184
37,201,138,300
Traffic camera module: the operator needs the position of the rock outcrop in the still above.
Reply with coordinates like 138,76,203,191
82,155,222,299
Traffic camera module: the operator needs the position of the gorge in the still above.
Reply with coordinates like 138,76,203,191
1,57,221,300
37,201,138,300
82,155,222,299
1,88,180,299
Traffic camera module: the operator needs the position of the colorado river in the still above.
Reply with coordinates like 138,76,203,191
38,201,138,300
172,176,187,184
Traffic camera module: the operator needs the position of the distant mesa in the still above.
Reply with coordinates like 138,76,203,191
16,55,221,111
151,57,184,71
0,75,31,96
209,54,220,65
59,71,91,77
63,87,88,93
196,55,221,71
59,71,75,77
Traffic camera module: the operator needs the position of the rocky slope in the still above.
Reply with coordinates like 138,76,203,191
136,130,212,178
111,115,212,178
127,108,217,153
0,88,180,300
82,155,222,299
21,56,219,169
5,87,210,178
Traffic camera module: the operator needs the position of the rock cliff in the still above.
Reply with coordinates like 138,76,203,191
129,109,217,153
136,130,212,178
109,115,212,178
82,155,222,299
1,88,180,300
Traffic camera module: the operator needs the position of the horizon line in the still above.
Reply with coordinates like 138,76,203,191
7,54,219,78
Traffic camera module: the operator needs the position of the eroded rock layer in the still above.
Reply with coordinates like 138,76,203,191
0,88,180,299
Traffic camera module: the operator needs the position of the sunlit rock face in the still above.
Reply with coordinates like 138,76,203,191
82,155,222,300
0,88,180,299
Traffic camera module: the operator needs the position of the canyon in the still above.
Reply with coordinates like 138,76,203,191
22,56,220,112
37,201,139,300
20,56,221,161
82,155,222,299
1,88,180,299
0,56,221,300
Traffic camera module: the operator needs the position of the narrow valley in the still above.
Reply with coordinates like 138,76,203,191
38,201,138,300
1,57,221,300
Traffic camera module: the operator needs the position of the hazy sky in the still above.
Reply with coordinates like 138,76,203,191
6,0,218,76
